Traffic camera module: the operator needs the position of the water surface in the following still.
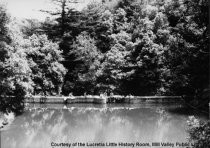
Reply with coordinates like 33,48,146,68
1,103,207,148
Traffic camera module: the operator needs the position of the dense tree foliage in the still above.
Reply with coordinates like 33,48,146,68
0,0,209,100
0,4,66,113
24,34,67,95
162,0,209,97
0,5,31,113
39,0,209,98
64,32,102,94
187,116,210,148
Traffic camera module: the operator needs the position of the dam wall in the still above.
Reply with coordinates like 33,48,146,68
25,95,183,104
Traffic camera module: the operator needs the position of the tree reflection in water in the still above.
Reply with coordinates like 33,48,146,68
0,97,25,116
1,103,197,148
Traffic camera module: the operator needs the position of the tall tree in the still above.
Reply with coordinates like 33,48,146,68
64,32,101,95
0,7,32,113
24,34,67,95
42,0,81,38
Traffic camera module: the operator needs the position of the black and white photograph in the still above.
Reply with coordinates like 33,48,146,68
0,0,209,148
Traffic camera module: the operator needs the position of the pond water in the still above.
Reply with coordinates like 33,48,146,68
0,103,208,148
